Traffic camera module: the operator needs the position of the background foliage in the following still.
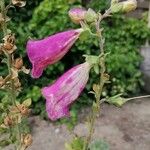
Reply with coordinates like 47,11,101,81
0,0,150,119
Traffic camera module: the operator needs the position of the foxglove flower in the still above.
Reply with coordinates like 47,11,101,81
42,62,91,121
27,29,82,78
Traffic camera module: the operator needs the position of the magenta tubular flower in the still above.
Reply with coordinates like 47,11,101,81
27,29,82,78
42,62,91,121
69,8,87,24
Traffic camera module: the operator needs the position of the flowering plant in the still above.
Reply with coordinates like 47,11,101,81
1,0,149,150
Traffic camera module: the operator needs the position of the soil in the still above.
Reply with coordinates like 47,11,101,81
3,98,150,150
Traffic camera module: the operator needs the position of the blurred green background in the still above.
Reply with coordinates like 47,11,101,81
0,0,150,119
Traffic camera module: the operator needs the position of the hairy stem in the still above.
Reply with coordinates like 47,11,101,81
83,10,111,150
0,0,21,149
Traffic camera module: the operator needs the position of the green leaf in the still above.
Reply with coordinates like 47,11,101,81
93,65,100,74
65,137,84,150
89,139,109,150
79,30,91,41
83,55,99,66
106,94,127,107
22,98,32,107
85,8,98,23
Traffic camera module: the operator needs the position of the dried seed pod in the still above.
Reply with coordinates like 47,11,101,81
17,104,30,116
9,105,20,113
4,115,13,127
0,13,5,22
3,34,16,53
12,0,26,7
0,76,4,87
22,134,33,147
14,58,23,69
14,77,21,88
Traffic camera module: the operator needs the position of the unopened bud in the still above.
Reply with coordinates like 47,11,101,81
23,134,32,147
111,3,123,13
111,0,137,13
12,0,26,7
122,0,137,13
69,7,87,24
85,8,98,23
14,58,23,69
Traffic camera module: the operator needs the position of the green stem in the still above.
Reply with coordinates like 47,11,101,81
0,1,21,149
83,10,111,149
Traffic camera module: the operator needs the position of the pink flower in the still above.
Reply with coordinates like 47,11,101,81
41,62,91,121
27,29,83,78
69,8,87,24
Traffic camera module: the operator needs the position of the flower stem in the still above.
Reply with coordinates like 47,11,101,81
83,10,111,150
0,0,21,149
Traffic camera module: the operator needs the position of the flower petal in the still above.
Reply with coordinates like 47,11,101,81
27,29,82,78
42,62,91,121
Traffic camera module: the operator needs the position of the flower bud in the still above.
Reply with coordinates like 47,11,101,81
12,0,26,7
85,8,98,23
111,3,124,13
22,134,33,147
69,8,87,24
14,58,23,69
122,0,137,13
111,0,137,13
